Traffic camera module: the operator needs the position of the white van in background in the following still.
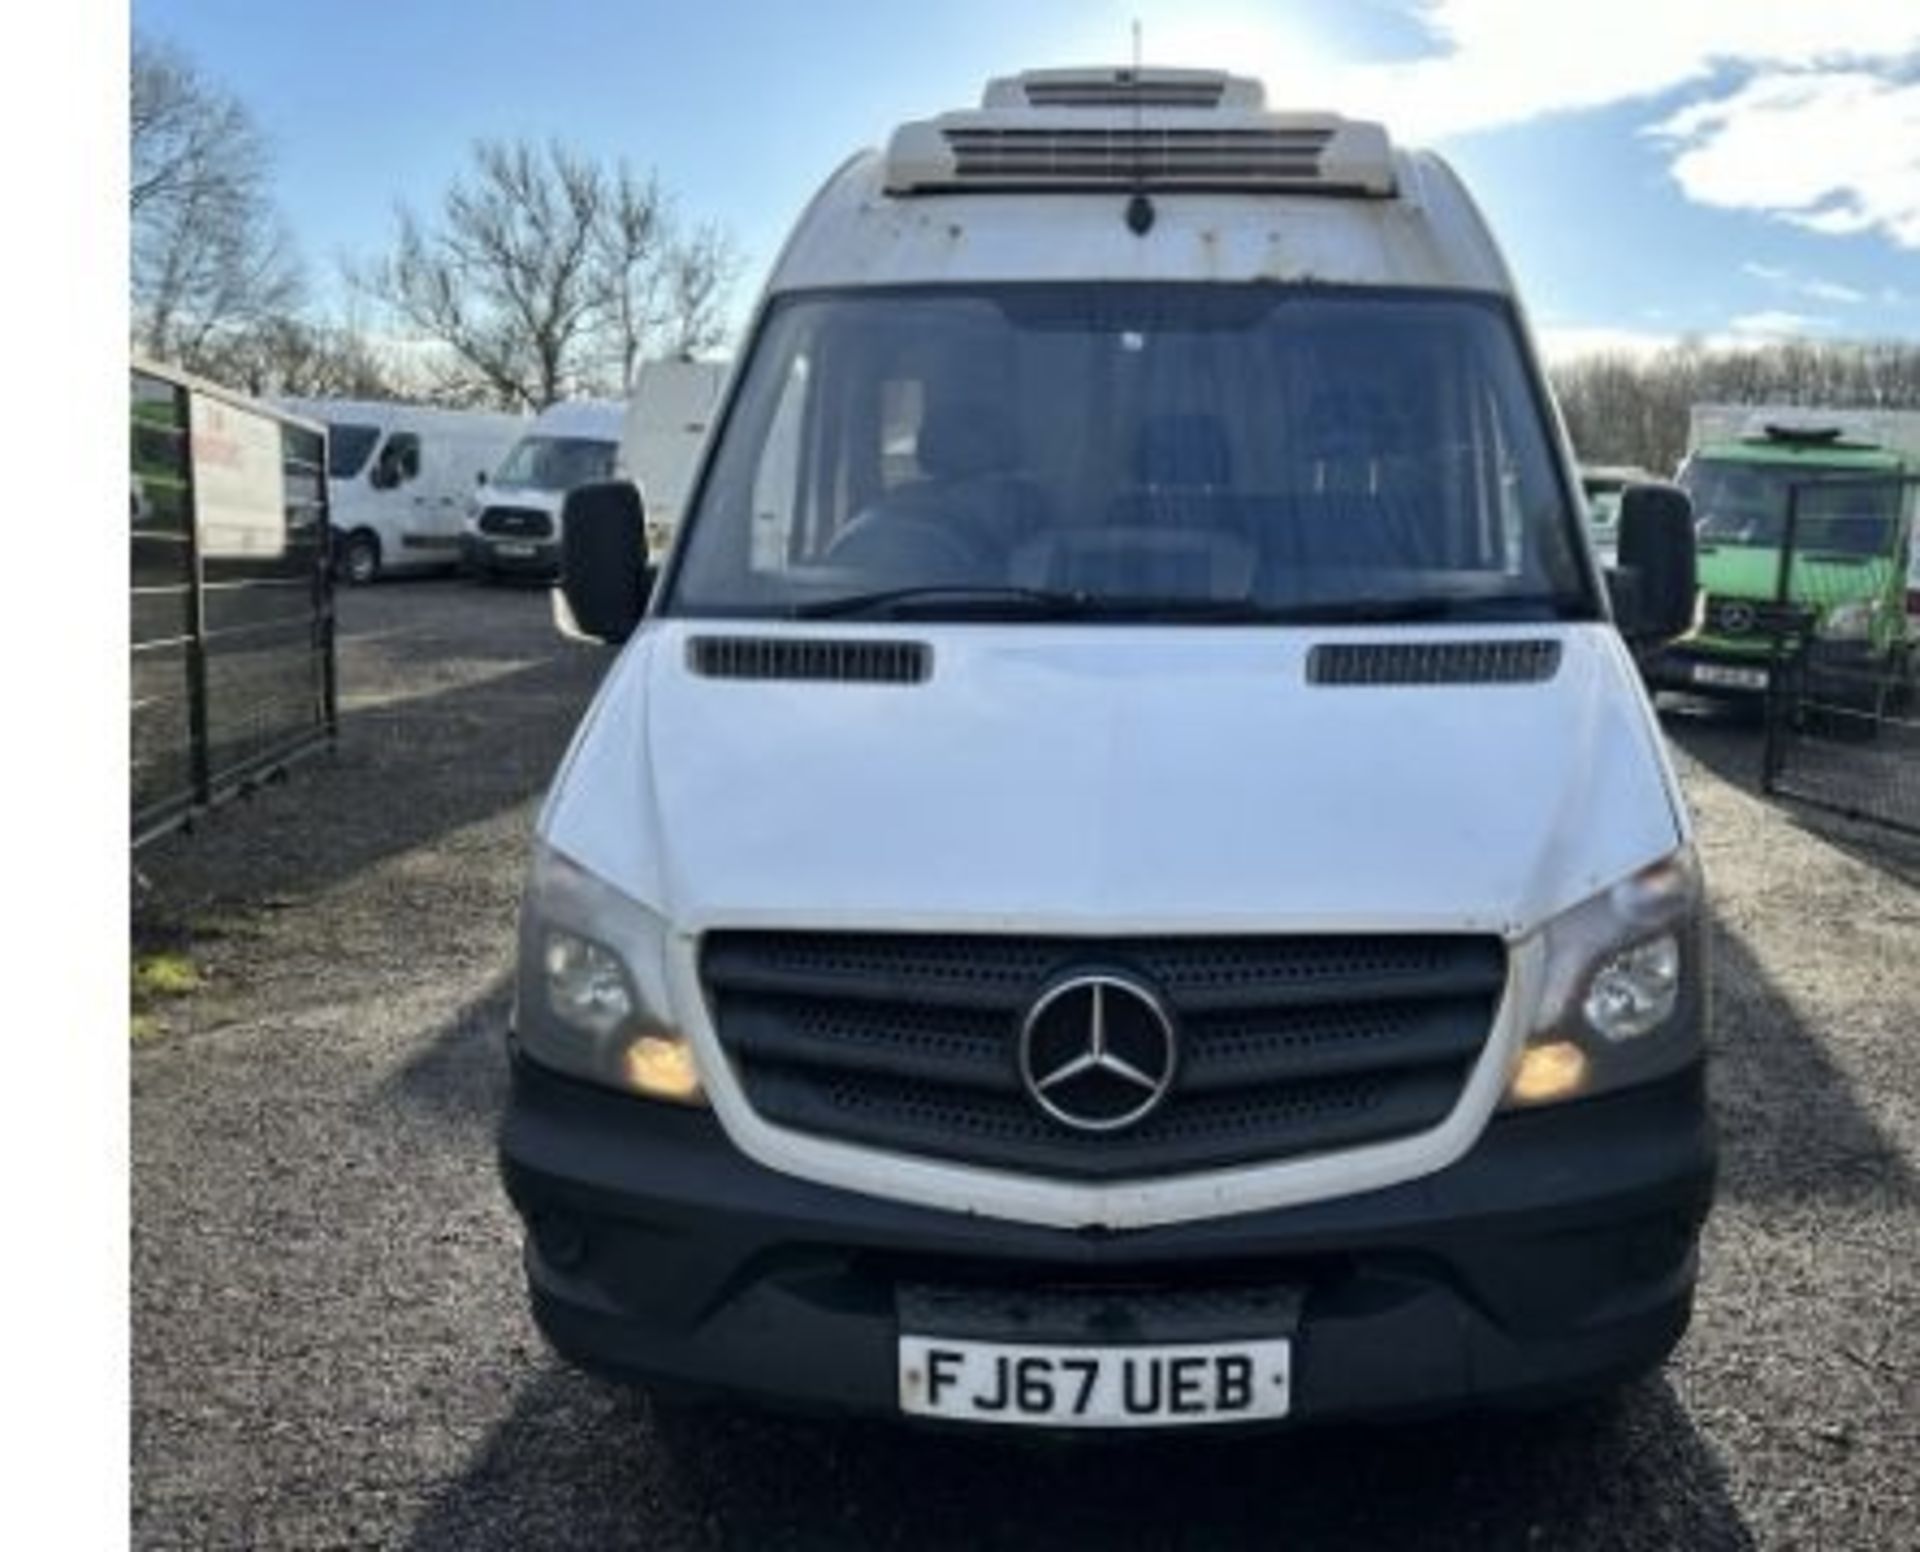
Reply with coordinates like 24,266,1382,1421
621,359,730,560
278,399,524,584
463,399,625,580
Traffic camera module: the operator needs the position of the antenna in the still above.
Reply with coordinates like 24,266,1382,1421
1124,17,1155,233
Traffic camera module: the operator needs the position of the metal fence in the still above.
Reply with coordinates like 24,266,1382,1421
131,362,337,846
1759,474,1920,836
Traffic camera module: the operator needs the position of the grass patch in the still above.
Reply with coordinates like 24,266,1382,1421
132,948,204,1041
133,951,202,1000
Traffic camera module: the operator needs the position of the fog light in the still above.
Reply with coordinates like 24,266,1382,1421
1507,1040,1590,1106
623,1034,703,1103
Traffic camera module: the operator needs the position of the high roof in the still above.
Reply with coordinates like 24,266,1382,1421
762,67,1509,299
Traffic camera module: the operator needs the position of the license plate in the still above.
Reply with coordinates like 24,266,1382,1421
494,541,536,558
898,1336,1291,1428
1691,662,1768,690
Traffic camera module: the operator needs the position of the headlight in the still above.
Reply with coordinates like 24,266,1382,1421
1504,847,1706,1109
1817,600,1876,642
515,841,705,1104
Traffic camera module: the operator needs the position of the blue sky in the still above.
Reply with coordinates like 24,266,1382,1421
133,0,1920,358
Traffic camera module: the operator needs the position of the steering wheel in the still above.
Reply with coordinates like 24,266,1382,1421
823,509,986,577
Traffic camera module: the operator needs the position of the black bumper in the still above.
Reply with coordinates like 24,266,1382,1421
1646,641,1890,710
461,533,560,578
500,1059,1714,1428
1643,644,1773,695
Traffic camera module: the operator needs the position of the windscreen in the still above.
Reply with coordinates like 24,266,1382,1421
665,285,1588,621
1681,457,1902,557
326,423,381,480
493,435,617,491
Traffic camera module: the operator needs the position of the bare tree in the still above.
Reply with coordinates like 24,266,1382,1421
592,165,669,392
655,221,743,360
359,138,742,409
1553,339,1920,474
130,34,302,367
359,141,609,410
194,316,400,400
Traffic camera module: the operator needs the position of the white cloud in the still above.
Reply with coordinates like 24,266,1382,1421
1128,4,1920,267
1652,70,1920,250
1534,319,1843,362
1740,261,1868,304
1139,3,1920,245
1535,324,1678,363
1799,277,1870,304
1304,2,1920,141
1728,309,1834,337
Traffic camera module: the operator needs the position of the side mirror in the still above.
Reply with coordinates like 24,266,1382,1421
559,480,653,643
1607,483,1697,644
475,469,488,486
368,459,395,491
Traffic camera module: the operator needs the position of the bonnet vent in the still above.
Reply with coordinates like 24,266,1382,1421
688,636,931,684
1308,640,1563,687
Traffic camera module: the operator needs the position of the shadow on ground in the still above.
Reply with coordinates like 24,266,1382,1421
1706,909,1914,1208
403,1362,1752,1552
134,598,606,932
381,973,515,1134
1661,695,1920,887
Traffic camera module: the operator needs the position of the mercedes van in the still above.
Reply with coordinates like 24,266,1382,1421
501,67,1710,1432
1650,406,1919,713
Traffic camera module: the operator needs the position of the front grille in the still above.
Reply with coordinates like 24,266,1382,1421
1699,596,1815,642
1702,594,1764,637
703,932,1505,1180
477,506,553,538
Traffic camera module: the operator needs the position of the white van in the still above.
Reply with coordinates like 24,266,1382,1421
462,399,624,580
278,398,524,584
502,67,1710,1432
620,359,731,560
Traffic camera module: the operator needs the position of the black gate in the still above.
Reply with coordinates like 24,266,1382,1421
1760,474,1920,836
131,362,337,846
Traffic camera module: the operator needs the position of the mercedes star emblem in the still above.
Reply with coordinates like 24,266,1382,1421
1018,972,1178,1133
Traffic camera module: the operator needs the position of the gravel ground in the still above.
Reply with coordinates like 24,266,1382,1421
132,584,1919,1549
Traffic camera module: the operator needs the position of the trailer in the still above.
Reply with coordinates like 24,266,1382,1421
132,359,336,845
619,358,730,560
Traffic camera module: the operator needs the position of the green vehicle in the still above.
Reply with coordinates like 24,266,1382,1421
1648,411,1919,714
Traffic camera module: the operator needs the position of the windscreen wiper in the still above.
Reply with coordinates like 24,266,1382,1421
792,586,1570,624
791,586,1285,621
1262,595,1576,624
791,585,1094,619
